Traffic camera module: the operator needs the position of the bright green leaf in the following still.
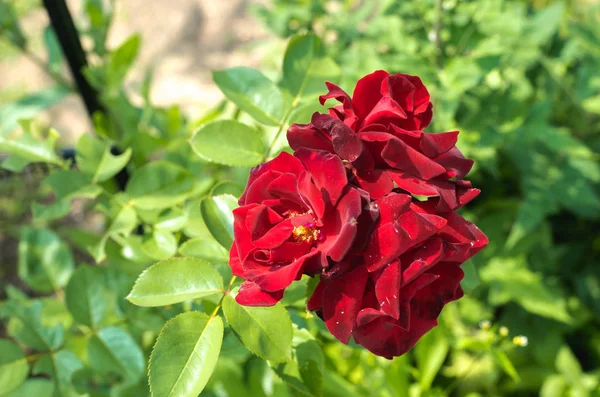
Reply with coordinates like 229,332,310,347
0,300,63,351
190,120,264,167
494,350,520,382
141,230,177,260
0,90,69,137
127,257,224,307
33,350,84,397
18,227,74,293
415,327,449,391
149,311,224,397
0,339,29,395
213,67,285,126
126,161,195,210
88,327,145,384
2,379,54,397
200,193,237,249
223,295,292,362
75,134,132,183
178,237,229,263
65,265,109,328
556,345,582,384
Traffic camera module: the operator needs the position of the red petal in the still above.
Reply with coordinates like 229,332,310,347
307,279,326,311
351,70,389,119
354,168,394,199
252,219,294,249
388,170,440,196
295,148,348,207
323,265,369,344
319,188,362,262
363,96,408,126
434,147,474,179
382,137,447,180
235,281,284,306
375,260,401,319
253,251,317,292
287,121,334,153
400,237,444,285
311,113,363,162
420,131,459,158
376,192,412,224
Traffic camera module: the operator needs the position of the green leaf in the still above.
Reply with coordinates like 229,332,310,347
126,161,195,210
155,207,189,231
273,327,324,396
0,339,29,395
223,295,292,362
0,300,63,351
556,345,582,384
540,374,568,397
43,170,103,201
2,379,54,397
75,134,132,183
201,194,238,249
33,350,84,397
127,257,224,307
524,1,564,46
461,260,481,293
141,230,178,260
65,265,109,328
43,26,62,75
179,237,229,263
18,227,74,293
0,120,65,169
414,327,449,391
88,327,145,384
107,34,140,86
386,355,411,397
281,34,341,99
0,2,26,48
213,67,285,126
190,120,265,167
149,311,224,397
494,350,520,382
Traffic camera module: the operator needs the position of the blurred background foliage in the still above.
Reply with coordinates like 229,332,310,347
1,0,599,396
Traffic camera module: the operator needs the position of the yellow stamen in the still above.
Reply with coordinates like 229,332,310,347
292,225,320,243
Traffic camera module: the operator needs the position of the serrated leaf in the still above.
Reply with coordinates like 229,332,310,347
149,311,223,397
213,67,285,126
127,257,224,307
87,327,145,384
65,265,109,327
141,230,177,260
222,295,292,362
0,339,29,395
178,237,229,263
18,227,74,293
126,161,195,210
75,134,131,183
190,120,264,167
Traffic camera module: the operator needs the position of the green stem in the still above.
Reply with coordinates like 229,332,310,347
210,275,238,319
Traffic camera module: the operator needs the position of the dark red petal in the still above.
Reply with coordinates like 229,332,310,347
298,171,326,221
295,148,348,207
252,219,294,249
375,260,401,319
240,152,304,204
364,222,410,272
420,131,459,158
245,205,284,241
307,279,326,311
376,192,412,224
253,251,317,292
434,147,474,179
267,173,303,206
323,265,369,343
351,70,389,119
387,170,440,196
311,113,364,162
287,121,334,153
382,137,447,180
363,96,408,126
354,168,394,199
229,244,244,277
400,237,444,285
412,263,464,320
319,188,362,262
235,281,284,306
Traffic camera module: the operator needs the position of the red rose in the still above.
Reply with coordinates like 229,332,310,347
307,196,488,358
230,150,376,306
287,70,479,211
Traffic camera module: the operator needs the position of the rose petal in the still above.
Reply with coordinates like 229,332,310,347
320,188,362,262
322,265,369,344
311,113,363,161
253,251,318,292
351,70,390,119
295,148,348,207
382,137,447,180
375,260,401,319
287,121,334,153
363,96,408,126
420,131,459,158
354,168,394,199
235,281,284,306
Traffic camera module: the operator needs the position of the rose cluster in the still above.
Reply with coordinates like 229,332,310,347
229,70,488,358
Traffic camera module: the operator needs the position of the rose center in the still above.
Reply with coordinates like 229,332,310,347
292,224,320,243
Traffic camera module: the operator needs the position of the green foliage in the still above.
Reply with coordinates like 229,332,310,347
1,0,599,396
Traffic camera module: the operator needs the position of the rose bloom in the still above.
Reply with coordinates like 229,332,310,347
287,70,479,212
229,149,377,306
307,194,488,358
